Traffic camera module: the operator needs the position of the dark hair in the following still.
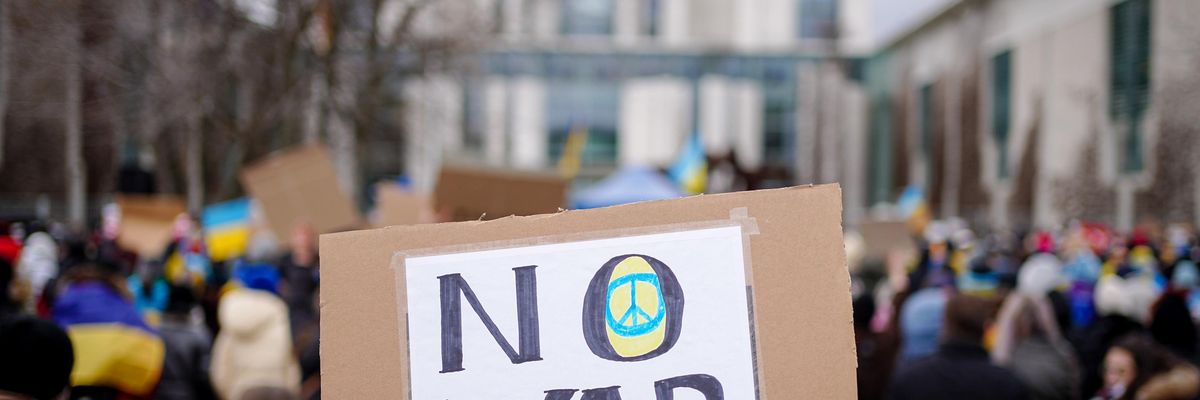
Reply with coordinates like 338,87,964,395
0,316,75,400
1149,292,1197,359
942,293,999,343
853,293,876,331
1111,334,1185,399
165,284,197,316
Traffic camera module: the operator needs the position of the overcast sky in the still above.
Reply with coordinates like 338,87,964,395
871,0,956,45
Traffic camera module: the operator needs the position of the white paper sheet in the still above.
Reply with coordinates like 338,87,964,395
403,226,758,399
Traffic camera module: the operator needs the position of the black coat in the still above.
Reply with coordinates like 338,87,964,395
888,340,1030,400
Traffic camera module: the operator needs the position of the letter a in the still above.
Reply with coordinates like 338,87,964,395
654,374,723,400
438,266,541,373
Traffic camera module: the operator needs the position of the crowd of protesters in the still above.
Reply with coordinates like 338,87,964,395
850,218,1200,400
6,200,1200,400
0,213,321,400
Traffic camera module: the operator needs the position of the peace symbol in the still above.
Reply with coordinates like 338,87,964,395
605,272,666,337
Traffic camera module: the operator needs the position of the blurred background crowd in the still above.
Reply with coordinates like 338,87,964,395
849,208,1200,399
0,215,321,400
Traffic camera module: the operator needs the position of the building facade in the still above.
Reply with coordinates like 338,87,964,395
399,0,874,220
862,0,1200,231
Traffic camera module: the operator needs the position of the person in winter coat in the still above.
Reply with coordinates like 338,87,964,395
210,260,299,400
276,223,319,337
989,254,1081,400
15,232,57,314
1094,334,1200,400
1148,292,1198,364
52,260,164,399
896,285,949,365
992,293,1081,400
888,293,1029,400
1075,267,1160,395
157,285,215,400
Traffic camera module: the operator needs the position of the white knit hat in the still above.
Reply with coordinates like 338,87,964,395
1094,274,1160,323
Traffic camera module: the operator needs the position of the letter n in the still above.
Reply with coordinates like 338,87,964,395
438,266,540,373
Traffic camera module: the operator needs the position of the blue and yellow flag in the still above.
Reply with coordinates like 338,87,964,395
203,198,251,262
558,126,589,179
667,134,706,194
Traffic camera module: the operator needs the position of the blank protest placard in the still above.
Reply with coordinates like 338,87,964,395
403,226,757,399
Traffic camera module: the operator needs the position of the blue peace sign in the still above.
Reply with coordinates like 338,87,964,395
605,272,666,337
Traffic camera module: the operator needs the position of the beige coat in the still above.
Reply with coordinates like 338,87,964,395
210,289,300,400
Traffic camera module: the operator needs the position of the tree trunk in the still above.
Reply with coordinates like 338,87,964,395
0,0,10,171
65,5,86,227
328,89,358,202
185,119,203,213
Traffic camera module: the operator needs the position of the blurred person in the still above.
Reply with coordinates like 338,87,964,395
854,290,889,400
296,286,320,400
162,214,211,290
888,293,1028,400
1076,268,1159,395
277,223,319,336
1148,292,1198,364
1168,260,1200,320
210,236,299,400
1063,242,1103,330
1095,334,1200,400
992,293,1081,400
0,315,75,400
896,279,952,365
157,285,215,400
128,260,169,326
14,231,57,314
0,257,17,317
52,260,164,399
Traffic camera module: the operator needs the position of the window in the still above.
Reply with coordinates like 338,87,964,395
762,85,795,169
561,0,614,36
461,81,485,153
991,50,1012,179
1111,0,1151,173
920,84,934,161
799,0,838,39
639,0,660,37
869,95,893,205
546,82,619,168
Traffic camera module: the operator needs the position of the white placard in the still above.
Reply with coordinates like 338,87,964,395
403,226,757,399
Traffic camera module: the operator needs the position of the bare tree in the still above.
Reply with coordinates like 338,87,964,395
2,0,487,222
0,0,10,171
64,0,85,227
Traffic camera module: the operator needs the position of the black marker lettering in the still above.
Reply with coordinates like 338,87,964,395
438,265,541,373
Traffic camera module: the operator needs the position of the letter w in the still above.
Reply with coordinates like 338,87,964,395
438,266,541,373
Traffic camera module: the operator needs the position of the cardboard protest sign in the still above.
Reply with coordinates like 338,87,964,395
858,220,917,262
372,183,429,228
116,195,186,259
320,184,857,399
239,145,362,242
434,163,568,221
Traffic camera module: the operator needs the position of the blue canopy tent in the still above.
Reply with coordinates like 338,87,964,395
571,166,685,209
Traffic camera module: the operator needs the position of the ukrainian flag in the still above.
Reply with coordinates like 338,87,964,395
55,283,165,397
558,126,589,179
203,198,251,262
667,134,706,194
